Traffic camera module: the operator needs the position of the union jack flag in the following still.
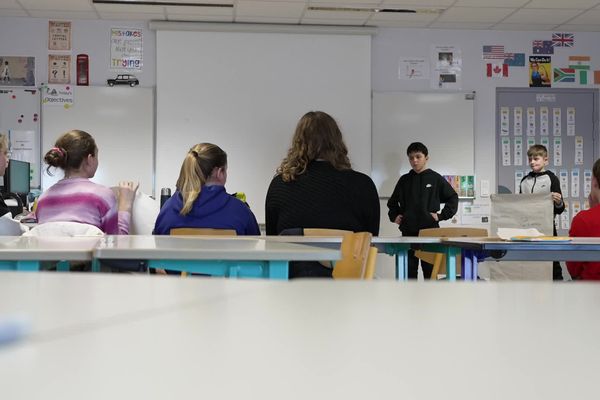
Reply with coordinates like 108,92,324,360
552,33,574,47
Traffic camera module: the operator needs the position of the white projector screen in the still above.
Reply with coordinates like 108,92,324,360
156,29,371,224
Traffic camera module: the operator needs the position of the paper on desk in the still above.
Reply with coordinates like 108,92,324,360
0,212,28,235
497,227,543,240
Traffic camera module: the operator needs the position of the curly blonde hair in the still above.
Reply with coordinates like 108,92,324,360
277,111,351,182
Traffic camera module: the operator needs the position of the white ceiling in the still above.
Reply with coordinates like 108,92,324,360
1,0,600,31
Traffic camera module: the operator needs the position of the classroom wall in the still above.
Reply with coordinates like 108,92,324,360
3,16,599,200
0,17,155,87
372,28,600,201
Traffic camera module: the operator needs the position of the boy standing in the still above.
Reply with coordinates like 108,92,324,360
567,158,600,280
387,142,458,279
519,144,565,280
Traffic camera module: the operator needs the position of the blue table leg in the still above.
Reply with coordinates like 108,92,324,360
395,252,407,280
91,259,101,272
471,250,479,281
462,250,472,280
266,260,288,280
16,261,40,271
56,261,69,272
445,246,460,281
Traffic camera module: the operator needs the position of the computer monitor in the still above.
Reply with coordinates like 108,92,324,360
4,159,30,198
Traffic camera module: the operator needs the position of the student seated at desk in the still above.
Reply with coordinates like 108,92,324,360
35,130,137,234
153,143,259,235
265,111,379,278
567,158,600,280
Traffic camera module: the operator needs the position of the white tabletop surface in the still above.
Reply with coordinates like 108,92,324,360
0,236,101,260
94,235,341,261
1,272,599,399
258,235,441,244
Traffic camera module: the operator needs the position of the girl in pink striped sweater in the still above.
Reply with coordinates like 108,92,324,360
36,130,137,234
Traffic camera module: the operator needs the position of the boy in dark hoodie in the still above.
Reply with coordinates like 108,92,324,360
387,142,459,279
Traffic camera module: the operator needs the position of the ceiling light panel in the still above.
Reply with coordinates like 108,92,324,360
236,1,305,18
502,8,584,23
437,6,516,22
20,0,94,11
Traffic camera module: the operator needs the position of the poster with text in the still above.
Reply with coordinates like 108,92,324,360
398,58,429,80
529,56,551,87
48,54,71,84
48,21,71,51
431,45,462,89
110,28,143,71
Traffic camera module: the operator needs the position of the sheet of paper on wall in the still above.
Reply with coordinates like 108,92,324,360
514,137,523,166
571,169,580,198
502,137,511,166
500,107,509,135
584,169,592,198
540,136,549,149
514,170,524,193
527,107,536,136
539,106,549,136
431,45,462,90
561,201,570,230
398,58,429,80
559,169,569,197
9,130,35,163
461,202,490,225
553,137,562,166
566,107,575,136
513,107,522,136
553,107,561,136
575,136,584,165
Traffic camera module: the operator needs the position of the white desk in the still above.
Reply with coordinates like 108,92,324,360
94,236,341,280
0,236,101,271
1,273,599,399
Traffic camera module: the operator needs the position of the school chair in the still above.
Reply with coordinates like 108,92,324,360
415,227,488,280
169,227,237,277
303,228,373,279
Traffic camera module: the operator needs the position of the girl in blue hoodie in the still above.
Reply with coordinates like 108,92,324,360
153,143,260,235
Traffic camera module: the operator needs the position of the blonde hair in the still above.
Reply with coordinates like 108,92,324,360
277,111,351,182
0,133,8,153
527,144,548,158
176,143,227,215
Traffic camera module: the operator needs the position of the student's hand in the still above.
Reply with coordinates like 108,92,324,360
117,181,139,212
394,215,403,225
551,192,563,205
430,212,439,222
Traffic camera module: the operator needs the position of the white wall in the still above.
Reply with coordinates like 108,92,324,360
372,28,600,201
0,17,155,87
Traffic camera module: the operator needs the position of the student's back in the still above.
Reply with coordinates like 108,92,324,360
153,143,260,236
266,160,379,235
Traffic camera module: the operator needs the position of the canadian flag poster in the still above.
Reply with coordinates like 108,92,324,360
487,62,508,78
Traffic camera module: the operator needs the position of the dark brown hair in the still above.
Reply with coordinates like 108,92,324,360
276,111,351,182
44,130,97,175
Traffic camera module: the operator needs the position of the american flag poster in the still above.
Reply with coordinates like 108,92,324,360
482,45,505,59
552,33,574,47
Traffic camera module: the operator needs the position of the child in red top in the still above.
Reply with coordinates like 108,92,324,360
567,158,600,280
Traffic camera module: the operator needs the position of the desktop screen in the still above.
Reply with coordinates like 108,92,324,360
6,159,30,195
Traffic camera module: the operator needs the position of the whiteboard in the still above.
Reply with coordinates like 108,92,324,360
155,30,371,224
372,92,474,197
0,88,40,188
41,86,154,195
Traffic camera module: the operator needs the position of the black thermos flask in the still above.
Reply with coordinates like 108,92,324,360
160,187,171,209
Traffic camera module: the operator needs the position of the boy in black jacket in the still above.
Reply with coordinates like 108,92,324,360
387,142,459,279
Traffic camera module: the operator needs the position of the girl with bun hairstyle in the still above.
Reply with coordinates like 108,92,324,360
36,129,137,234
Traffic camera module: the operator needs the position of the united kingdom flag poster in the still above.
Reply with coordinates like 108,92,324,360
552,33,574,47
